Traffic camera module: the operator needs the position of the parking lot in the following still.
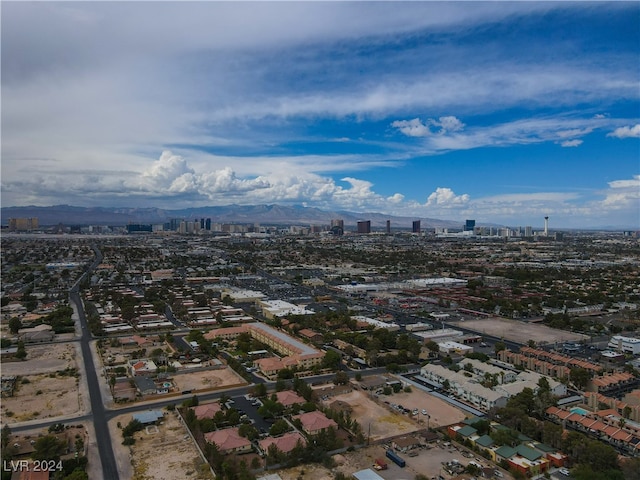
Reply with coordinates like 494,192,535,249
230,394,270,434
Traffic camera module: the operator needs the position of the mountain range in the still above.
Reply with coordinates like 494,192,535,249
1,204,464,229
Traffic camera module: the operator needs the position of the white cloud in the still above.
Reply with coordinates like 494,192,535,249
607,124,640,139
392,116,464,137
391,118,432,137
556,128,593,139
425,187,470,207
432,116,465,134
560,139,583,147
601,175,640,208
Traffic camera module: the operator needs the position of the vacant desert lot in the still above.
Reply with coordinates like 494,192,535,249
450,317,588,344
131,412,214,480
380,387,468,428
2,374,81,422
171,367,247,393
1,343,78,376
322,390,420,441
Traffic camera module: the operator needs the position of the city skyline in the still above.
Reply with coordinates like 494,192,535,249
2,2,639,228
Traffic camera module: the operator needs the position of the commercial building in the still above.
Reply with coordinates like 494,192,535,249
412,220,421,234
357,220,371,234
352,315,400,331
259,299,315,319
608,335,640,355
8,217,38,231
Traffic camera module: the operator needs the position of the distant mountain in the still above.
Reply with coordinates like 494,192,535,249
1,204,463,229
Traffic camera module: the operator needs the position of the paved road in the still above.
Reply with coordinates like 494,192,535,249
72,247,120,480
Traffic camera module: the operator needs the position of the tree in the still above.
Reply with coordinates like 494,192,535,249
494,341,506,355
569,368,591,390
322,350,342,370
8,317,21,334
333,371,349,385
1,424,11,450
269,419,290,436
250,383,267,398
238,423,259,441
33,435,67,461
15,340,27,360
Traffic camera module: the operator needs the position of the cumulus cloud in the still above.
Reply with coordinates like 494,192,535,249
432,116,465,134
560,139,583,147
607,124,640,139
391,118,432,137
392,116,465,137
425,187,470,207
601,175,640,208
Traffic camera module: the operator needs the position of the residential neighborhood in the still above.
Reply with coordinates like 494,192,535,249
1,225,639,480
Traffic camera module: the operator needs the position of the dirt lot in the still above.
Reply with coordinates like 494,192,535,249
379,387,468,429
2,374,81,422
110,411,213,480
277,443,514,480
321,390,419,441
1,342,78,376
171,367,247,392
450,317,588,344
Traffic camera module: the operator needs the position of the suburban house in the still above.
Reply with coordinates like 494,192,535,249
292,411,337,435
392,435,422,452
275,390,306,408
133,376,157,396
297,328,323,344
191,402,222,420
129,359,158,376
17,324,54,343
204,428,252,454
133,410,164,425
258,431,306,454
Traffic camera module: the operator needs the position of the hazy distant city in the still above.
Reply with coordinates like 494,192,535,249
1,2,639,480
1,215,639,480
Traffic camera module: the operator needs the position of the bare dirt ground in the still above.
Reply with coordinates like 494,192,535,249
380,387,468,428
277,443,515,480
171,367,247,392
450,317,588,344
110,411,214,480
321,390,419,441
1,374,81,422
1,342,78,376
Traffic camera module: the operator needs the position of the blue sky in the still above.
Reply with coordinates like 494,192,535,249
2,2,639,228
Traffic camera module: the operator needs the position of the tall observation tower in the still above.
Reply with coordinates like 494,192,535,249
544,216,549,236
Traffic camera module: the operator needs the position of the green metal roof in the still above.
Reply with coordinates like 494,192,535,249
495,445,517,459
475,434,495,448
457,425,478,437
516,444,543,462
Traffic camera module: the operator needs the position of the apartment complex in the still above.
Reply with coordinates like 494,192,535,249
204,322,324,378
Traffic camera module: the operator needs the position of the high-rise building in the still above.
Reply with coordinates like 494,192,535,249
8,217,39,231
357,220,371,234
330,219,344,236
412,220,421,234
205,218,212,231
544,216,549,236
464,219,476,232
386,220,391,234
126,224,153,233
525,226,533,237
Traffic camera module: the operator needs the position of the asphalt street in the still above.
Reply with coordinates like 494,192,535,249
70,246,121,480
